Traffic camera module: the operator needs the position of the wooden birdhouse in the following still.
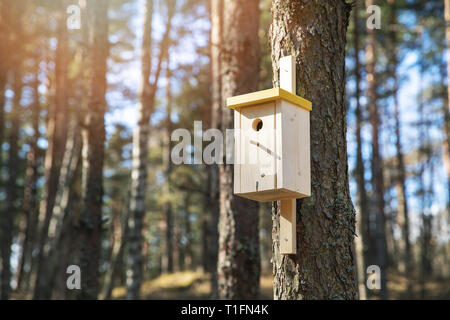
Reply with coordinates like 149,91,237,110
226,56,312,254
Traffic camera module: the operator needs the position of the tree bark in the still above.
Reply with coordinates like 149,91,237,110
270,0,357,300
217,0,260,300
352,1,368,300
77,0,109,299
365,0,388,300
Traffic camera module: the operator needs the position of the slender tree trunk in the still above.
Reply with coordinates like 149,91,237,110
270,0,357,300
0,0,9,172
0,2,8,294
208,0,222,298
443,0,450,219
16,60,41,292
103,209,130,299
387,0,412,294
365,0,388,300
34,0,69,294
1,2,22,299
34,116,82,299
353,2,368,300
126,0,153,299
163,67,175,273
218,0,260,300
126,0,176,299
184,195,193,269
53,144,82,300
77,0,109,299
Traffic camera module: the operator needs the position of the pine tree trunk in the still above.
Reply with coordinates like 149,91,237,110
126,0,176,299
126,0,153,299
365,0,388,300
16,61,41,292
164,67,175,273
444,0,450,219
77,0,109,299
34,0,69,293
217,0,260,300
270,0,357,300
0,0,8,173
52,147,82,300
353,1,368,300
34,116,82,299
1,2,22,299
103,208,130,299
208,0,222,298
387,1,412,293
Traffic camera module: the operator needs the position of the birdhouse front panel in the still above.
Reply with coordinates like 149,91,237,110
228,88,312,202
237,102,276,195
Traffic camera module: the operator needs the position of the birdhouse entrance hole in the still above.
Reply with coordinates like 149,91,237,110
252,118,263,131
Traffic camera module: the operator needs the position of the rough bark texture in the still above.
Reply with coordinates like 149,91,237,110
217,0,260,300
352,1,368,300
208,0,222,298
77,0,109,299
1,1,22,299
270,0,357,300
365,0,388,300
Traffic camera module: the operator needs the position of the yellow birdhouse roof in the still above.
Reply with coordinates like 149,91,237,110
226,88,312,111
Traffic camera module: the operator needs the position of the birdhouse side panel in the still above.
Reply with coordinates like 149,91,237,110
233,109,241,194
280,100,311,197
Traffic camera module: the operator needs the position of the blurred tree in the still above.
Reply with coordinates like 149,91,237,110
207,0,222,298
16,54,42,292
77,0,109,299
35,2,69,294
444,0,450,217
351,0,369,300
127,0,177,299
386,0,413,294
1,0,24,300
33,0,70,299
102,124,132,299
365,0,388,300
217,0,261,299
0,0,9,172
